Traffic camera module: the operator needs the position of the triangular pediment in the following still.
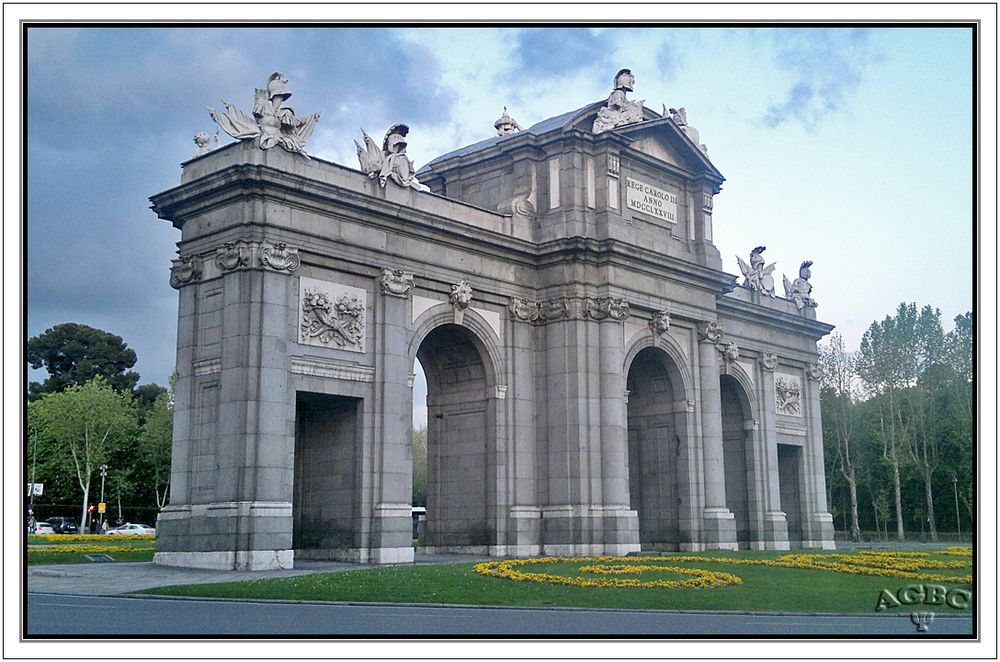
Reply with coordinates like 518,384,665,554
616,117,723,181
562,105,723,182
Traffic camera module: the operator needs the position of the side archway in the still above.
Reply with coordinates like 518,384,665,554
624,343,692,551
407,307,505,553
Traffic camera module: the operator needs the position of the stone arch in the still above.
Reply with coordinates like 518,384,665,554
722,360,757,416
408,304,505,389
407,305,505,553
623,342,692,551
623,330,693,402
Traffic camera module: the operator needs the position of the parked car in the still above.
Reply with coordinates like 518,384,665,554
105,523,156,535
45,517,79,534
30,522,55,534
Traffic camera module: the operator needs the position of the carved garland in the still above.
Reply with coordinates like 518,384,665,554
300,289,364,348
774,375,803,416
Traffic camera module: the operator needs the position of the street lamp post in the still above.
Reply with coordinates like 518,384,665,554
952,474,961,543
99,464,108,531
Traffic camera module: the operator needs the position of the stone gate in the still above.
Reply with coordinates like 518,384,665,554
151,71,835,570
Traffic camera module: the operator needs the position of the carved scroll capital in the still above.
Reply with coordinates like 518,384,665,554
380,268,414,298
509,297,541,323
260,241,300,273
214,240,252,273
586,297,630,321
169,255,202,289
540,297,570,322
697,320,724,344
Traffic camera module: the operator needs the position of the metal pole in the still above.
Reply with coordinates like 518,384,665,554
29,431,38,510
99,464,108,531
953,474,961,543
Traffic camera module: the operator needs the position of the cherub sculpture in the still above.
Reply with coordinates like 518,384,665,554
737,246,776,297
207,72,320,157
783,261,817,310
355,124,428,190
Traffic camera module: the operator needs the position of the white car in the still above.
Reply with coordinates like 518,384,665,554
106,523,156,535
30,522,55,534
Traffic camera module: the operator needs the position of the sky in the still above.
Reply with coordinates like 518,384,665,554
24,25,976,428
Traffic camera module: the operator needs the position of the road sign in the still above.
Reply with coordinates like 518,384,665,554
26,483,43,496
98,502,106,514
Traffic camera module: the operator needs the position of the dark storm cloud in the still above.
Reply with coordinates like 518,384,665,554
762,28,883,130
26,27,451,387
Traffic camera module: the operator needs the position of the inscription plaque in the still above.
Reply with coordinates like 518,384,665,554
626,177,677,223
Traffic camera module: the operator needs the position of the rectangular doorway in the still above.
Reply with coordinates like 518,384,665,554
293,392,361,555
777,443,803,546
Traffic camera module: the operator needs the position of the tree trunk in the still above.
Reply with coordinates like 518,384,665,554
79,485,89,533
892,460,905,541
873,502,879,542
924,470,938,542
846,474,861,542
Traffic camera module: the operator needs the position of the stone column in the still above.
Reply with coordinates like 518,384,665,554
759,354,790,550
369,268,416,563
802,363,835,549
697,321,737,550
598,310,640,554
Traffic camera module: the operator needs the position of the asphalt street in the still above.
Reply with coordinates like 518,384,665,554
27,593,973,637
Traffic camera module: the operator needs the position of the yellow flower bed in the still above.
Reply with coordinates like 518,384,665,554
943,546,972,557
29,534,154,543
28,544,154,554
474,549,973,589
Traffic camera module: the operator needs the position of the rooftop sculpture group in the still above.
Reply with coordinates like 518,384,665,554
355,124,428,191
593,68,645,134
736,247,818,310
208,72,320,157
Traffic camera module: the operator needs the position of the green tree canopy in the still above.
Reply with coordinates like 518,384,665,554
28,377,139,528
27,323,140,400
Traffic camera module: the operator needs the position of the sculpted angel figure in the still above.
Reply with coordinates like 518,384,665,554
737,246,776,297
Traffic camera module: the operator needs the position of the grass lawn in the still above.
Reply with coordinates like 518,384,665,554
27,534,156,564
138,548,973,614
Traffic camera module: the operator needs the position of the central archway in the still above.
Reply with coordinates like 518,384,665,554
625,346,688,551
415,323,497,553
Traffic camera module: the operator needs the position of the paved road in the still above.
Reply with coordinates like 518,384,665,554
27,594,973,637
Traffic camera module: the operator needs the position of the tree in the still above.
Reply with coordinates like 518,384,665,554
27,323,140,399
134,383,168,423
28,377,138,530
412,426,427,507
138,392,173,510
819,333,862,541
856,303,920,541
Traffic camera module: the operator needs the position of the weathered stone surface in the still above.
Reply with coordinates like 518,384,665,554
152,76,835,570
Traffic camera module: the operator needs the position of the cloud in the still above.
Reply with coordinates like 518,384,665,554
511,28,615,80
762,28,883,130
26,27,454,387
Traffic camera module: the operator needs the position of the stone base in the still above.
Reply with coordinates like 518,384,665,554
538,504,641,556
800,512,836,549
154,549,293,571
762,510,791,550
702,507,738,550
294,546,414,564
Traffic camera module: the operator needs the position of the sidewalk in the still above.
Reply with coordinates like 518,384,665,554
28,552,491,597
